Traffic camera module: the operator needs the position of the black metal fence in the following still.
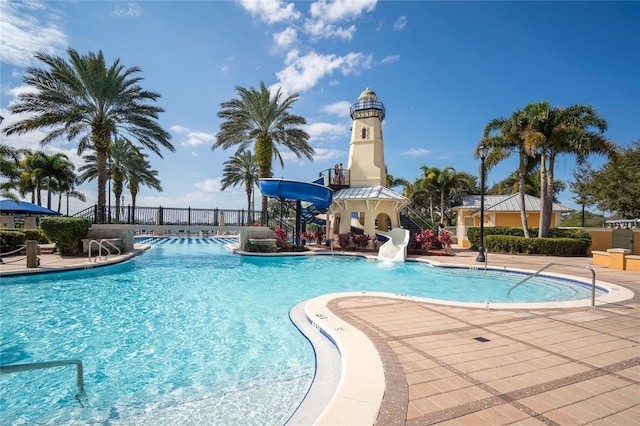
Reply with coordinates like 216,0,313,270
74,205,266,227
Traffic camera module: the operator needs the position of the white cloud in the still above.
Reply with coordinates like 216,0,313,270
193,178,223,193
394,16,407,31
305,122,348,140
221,65,230,73
238,0,301,24
275,50,373,94
309,0,377,22
303,19,356,41
402,148,430,156
170,125,216,147
111,2,143,18
381,55,399,65
321,101,352,117
273,27,298,49
0,1,68,67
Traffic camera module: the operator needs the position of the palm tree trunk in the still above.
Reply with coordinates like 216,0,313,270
538,151,550,238
255,137,273,225
518,152,531,238
542,152,556,237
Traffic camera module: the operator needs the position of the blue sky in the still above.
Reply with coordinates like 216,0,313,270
1,0,638,214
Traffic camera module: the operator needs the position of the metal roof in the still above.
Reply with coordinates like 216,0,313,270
333,185,409,202
455,194,573,213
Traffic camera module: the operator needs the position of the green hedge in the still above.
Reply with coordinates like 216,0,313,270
0,228,50,252
0,230,26,252
484,235,590,256
467,227,591,256
40,217,92,255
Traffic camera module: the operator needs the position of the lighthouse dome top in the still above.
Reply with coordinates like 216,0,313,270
350,87,385,122
358,87,378,102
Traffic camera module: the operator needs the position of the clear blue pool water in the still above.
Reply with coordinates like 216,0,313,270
0,241,601,425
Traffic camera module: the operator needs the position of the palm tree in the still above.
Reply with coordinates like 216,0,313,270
480,109,537,238
213,81,314,224
38,152,75,210
386,171,411,191
79,138,162,222
127,155,162,221
521,101,615,237
2,48,174,222
20,151,49,205
221,150,259,223
0,144,25,201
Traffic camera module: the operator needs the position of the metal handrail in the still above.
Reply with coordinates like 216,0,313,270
507,262,597,306
0,359,87,405
88,239,121,262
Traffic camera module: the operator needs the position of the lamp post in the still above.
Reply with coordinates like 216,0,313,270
121,195,125,224
476,144,489,263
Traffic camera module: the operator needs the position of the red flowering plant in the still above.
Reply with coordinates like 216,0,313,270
300,231,313,244
312,229,324,244
414,229,438,250
353,233,371,250
438,230,453,249
275,227,291,250
336,232,350,249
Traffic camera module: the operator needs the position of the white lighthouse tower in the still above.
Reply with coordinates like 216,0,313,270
347,88,387,187
327,88,409,255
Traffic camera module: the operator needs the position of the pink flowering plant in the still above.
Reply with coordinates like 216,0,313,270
412,229,452,251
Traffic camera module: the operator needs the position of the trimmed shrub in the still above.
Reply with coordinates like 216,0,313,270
467,226,592,253
0,230,26,252
39,217,92,255
484,235,590,256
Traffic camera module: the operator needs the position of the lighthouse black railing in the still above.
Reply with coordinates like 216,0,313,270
350,100,385,121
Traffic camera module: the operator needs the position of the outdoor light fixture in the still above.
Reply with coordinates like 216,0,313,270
476,144,489,263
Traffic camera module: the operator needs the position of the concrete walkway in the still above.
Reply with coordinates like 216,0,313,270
2,246,639,425
325,249,640,425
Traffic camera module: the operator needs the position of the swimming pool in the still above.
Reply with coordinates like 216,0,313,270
0,242,604,424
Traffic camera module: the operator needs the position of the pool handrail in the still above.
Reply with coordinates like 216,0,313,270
0,358,87,405
88,239,121,262
507,262,596,306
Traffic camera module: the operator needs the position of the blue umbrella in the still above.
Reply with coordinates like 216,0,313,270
0,200,63,216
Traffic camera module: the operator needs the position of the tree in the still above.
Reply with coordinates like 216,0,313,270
127,155,162,219
3,48,174,222
38,152,75,210
569,162,596,227
586,140,640,218
521,101,615,237
480,109,537,238
0,144,25,201
213,81,313,224
385,168,411,191
79,137,162,222
221,150,259,222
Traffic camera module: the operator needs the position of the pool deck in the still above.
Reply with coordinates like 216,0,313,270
2,246,639,425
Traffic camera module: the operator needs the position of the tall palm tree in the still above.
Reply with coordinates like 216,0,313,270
0,144,25,201
38,152,75,210
213,81,314,224
480,109,537,238
79,138,162,222
20,151,49,205
2,48,174,222
127,155,162,220
221,150,259,221
521,101,615,237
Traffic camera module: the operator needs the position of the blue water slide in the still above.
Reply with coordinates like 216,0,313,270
259,178,333,209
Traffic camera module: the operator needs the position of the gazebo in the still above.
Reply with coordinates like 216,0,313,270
0,200,62,229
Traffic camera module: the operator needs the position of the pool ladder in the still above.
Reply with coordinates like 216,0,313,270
507,262,597,306
88,239,121,262
0,359,87,406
